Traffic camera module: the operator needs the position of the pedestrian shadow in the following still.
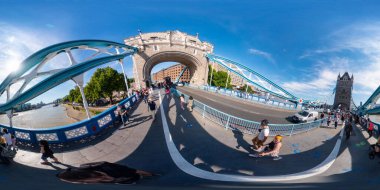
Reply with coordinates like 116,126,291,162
43,162,75,170
232,128,253,153
165,92,344,176
119,116,152,130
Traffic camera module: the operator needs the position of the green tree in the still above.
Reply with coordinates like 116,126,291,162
238,84,255,94
66,87,82,103
87,67,124,104
63,67,131,105
84,81,100,104
208,65,232,89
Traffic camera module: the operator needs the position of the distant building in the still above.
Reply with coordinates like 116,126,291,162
152,64,190,83
211,64,244,87
333,72,353,111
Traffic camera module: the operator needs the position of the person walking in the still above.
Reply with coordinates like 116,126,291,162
143,89,149,103
148,98,157,120
117,105,129,126
345,120,353,140
180,94,185,110
368,118,374,138
327,116,331,127
334,116,338,129
251,119,270,152
1,129,12,146
187,96,194,112
0,136,10,164
39,140,59,164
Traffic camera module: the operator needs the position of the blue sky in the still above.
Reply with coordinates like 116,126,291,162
1,0,380,105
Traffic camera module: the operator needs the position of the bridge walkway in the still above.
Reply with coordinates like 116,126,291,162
2,92,193,189
177,86,297,124
164,91,341,176
1,90,379,189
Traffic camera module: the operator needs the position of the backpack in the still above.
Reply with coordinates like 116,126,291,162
149,102,156,110
368,122,374,130
1,145,17,158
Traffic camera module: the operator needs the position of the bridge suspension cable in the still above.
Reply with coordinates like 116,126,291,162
358,85,380,115
206,54,298,101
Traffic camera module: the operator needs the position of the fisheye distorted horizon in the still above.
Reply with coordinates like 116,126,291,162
1,0,380,105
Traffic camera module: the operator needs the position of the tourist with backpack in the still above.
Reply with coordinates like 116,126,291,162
345,120,353,140
117,105,129,126
39,140,59,164
148,98,157,120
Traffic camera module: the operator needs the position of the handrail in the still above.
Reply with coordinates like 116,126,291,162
186,84,298,110
0,95,137,145
172,88,325,136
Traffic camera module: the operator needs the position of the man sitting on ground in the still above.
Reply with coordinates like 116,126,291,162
251,119,270,152
249,135,283,160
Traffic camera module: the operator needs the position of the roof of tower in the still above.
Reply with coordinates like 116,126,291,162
339,72,352,80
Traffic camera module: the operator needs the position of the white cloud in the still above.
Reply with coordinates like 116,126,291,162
0,23,64,102
0,23,62,81
286,22,380,104
248,48,275,63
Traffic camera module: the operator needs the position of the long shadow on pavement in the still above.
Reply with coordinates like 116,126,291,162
165,93,341,176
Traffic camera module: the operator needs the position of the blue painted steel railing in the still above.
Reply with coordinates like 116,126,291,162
172,88,325,136
0,95,137,145
373,122,380,136
186,84,297,110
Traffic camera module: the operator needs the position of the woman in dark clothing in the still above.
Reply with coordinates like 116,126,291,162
39,140,59,164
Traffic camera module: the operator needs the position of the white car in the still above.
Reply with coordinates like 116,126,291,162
292,110,318,123
177,83,184,87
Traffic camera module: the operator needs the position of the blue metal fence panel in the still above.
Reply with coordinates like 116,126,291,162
0,95,136,145
173,88,324,136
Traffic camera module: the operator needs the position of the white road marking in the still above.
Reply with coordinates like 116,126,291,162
179,114,187,123
159,92,345,182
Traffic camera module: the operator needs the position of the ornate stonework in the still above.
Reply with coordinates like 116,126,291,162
125,30,213,88
333,72,353,110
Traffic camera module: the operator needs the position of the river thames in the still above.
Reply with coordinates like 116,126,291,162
0,104,75,129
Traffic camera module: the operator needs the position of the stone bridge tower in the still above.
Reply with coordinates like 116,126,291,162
333,72,353,111
125,31,214,89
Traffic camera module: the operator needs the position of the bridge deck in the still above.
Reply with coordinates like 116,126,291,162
165,92,341,176
177,86,297,124
1,90,379,189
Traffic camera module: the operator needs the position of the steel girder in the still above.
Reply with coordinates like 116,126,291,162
175,66,188,83
0,40,137,112
206,54,298,101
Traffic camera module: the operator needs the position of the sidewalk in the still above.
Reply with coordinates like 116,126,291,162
164,94,342,176
13,100,155,170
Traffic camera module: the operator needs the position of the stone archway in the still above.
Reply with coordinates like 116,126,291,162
124,30,213,89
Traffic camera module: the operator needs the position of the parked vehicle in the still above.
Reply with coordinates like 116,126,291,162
292,110,319,123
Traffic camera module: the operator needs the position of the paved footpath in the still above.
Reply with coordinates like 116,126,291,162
165,92,342,176
1,89,379,189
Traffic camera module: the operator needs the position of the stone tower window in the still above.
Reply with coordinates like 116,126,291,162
193,49,197,55
153,45,159,51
